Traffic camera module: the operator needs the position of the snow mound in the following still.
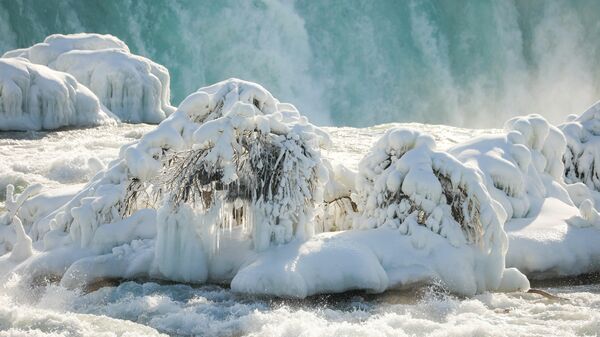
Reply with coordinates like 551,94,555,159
451,114,600,278
505,197,600,278
2,33,129,65
3,33,174,123
451,114,571,220
0,57,113,131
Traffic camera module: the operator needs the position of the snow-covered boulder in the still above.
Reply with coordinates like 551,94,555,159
0,57,113,131
3,33,174,123
3,33,128,65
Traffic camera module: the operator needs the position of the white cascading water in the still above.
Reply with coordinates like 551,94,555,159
2,0,600,127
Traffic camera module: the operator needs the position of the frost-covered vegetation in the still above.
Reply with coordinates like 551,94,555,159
355,129,494,245
1,33,174,127
2,64,600,297
562,101,600,193
0,79,337,292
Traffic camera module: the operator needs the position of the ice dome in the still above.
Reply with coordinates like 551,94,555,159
0,57,113,131
3,33,174,123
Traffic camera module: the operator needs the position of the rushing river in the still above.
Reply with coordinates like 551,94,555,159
1,276,599,337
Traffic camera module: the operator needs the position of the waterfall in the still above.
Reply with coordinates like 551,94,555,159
2,0,600,127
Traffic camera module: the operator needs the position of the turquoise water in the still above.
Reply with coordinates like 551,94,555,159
2,0,600,126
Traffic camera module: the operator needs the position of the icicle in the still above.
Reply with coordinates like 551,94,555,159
9,216,32,262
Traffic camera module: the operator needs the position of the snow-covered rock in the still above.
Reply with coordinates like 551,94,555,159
3,33,174,123
505,197,600,278
3,33,128,65
0,57,113,131
10,76,600,297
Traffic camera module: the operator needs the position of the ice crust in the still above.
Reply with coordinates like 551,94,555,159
3,33,174,124
2,77,600,298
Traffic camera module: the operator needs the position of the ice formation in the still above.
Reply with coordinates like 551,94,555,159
561,101,600,193
450,115,569,220
355,129,493,245
449,114,600,278
4,75,600,298
349,128,522,294
315,162,356,232
0,57,113,131
3,33,174,123
0,79,336,290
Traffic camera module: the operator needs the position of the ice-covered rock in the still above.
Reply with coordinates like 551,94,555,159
0,57,113,131
3,33,128,64
3,33,174,123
